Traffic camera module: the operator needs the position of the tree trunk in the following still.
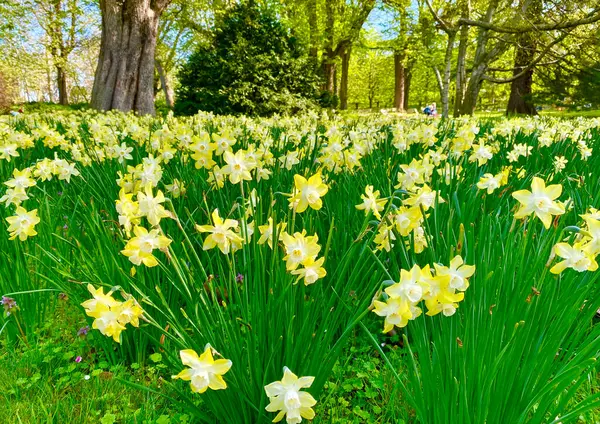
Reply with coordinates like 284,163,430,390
454,0,470,116
454,25,469,116
46,65,54,103
454,0,502,116
156,60,174,108
506,74,536,114
339,45,351,110
394,51,405,112
506,0,541,116
322,0,336,94
307,0,318,59
57,65,69,105
404,68,412,111
91,0,170,115
457,65,486,115
333,66,338,98
438,31,456,118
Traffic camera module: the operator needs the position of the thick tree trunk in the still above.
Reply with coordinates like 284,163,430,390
339,46,351,110
506,0,541,116
322,54,336,94
322,0,336,95
91,0,170,115
394,51,405,112
156,60,174,108
456,66,486,116
57,65,69,105
506,66,536,115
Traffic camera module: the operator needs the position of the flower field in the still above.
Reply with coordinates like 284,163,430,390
2,110,600,423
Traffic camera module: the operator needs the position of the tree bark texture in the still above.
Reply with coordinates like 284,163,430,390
155,60,174,108
57,66,68,105
91,0,170,115
439,31,456,118
307,0,318,59
403,68,411,111
454,0,503,116
394,51,405,112
339,45,351,110
506,0,542,115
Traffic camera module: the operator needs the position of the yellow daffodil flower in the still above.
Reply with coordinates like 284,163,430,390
265,367,317,424
172,346,232,394
512,177,565,229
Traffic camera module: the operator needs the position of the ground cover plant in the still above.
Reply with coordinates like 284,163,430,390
1,110,600,423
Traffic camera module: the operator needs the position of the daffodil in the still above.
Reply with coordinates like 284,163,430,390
258,217,286,248
373,296,416,332
512,177,565,229
290,256,326,285
355,185,387,219
421,266,465,317
550,242,598,274
265,367,317,424
121,226,172,267
172,346,232,394
196,209,244,255
137,184,171,226
385,265,426,303
403,184,443,211
289,173,328,213
81,285,143,343
476,173,502,194
222,150,256,184
0,143,19,162
0,187,29,207
6,207,40,241
433,255,475,291
4,168,36,190
81,284,120,313
391,206,422,237
582,217,600,256
373,224,396,252
281,230,321,270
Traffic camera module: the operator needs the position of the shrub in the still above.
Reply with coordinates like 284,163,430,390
174,4,321,116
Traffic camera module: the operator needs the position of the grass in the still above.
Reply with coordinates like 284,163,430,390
0,301,179,424
0,300,410,423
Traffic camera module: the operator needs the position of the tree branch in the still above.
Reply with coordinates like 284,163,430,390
482,30,570,83
459,8,600,34
424,0,454,33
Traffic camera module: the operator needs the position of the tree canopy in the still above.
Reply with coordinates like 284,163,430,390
1,0,599,116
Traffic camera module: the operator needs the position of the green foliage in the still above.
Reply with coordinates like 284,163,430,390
0,301,184,423
175,4,321,116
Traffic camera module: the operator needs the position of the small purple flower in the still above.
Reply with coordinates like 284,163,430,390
57,191,63,196
236,273,244,283
77,325,90,337
1,296,18,316
63,224,68,230
58,292,68,301
75,356,82,363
